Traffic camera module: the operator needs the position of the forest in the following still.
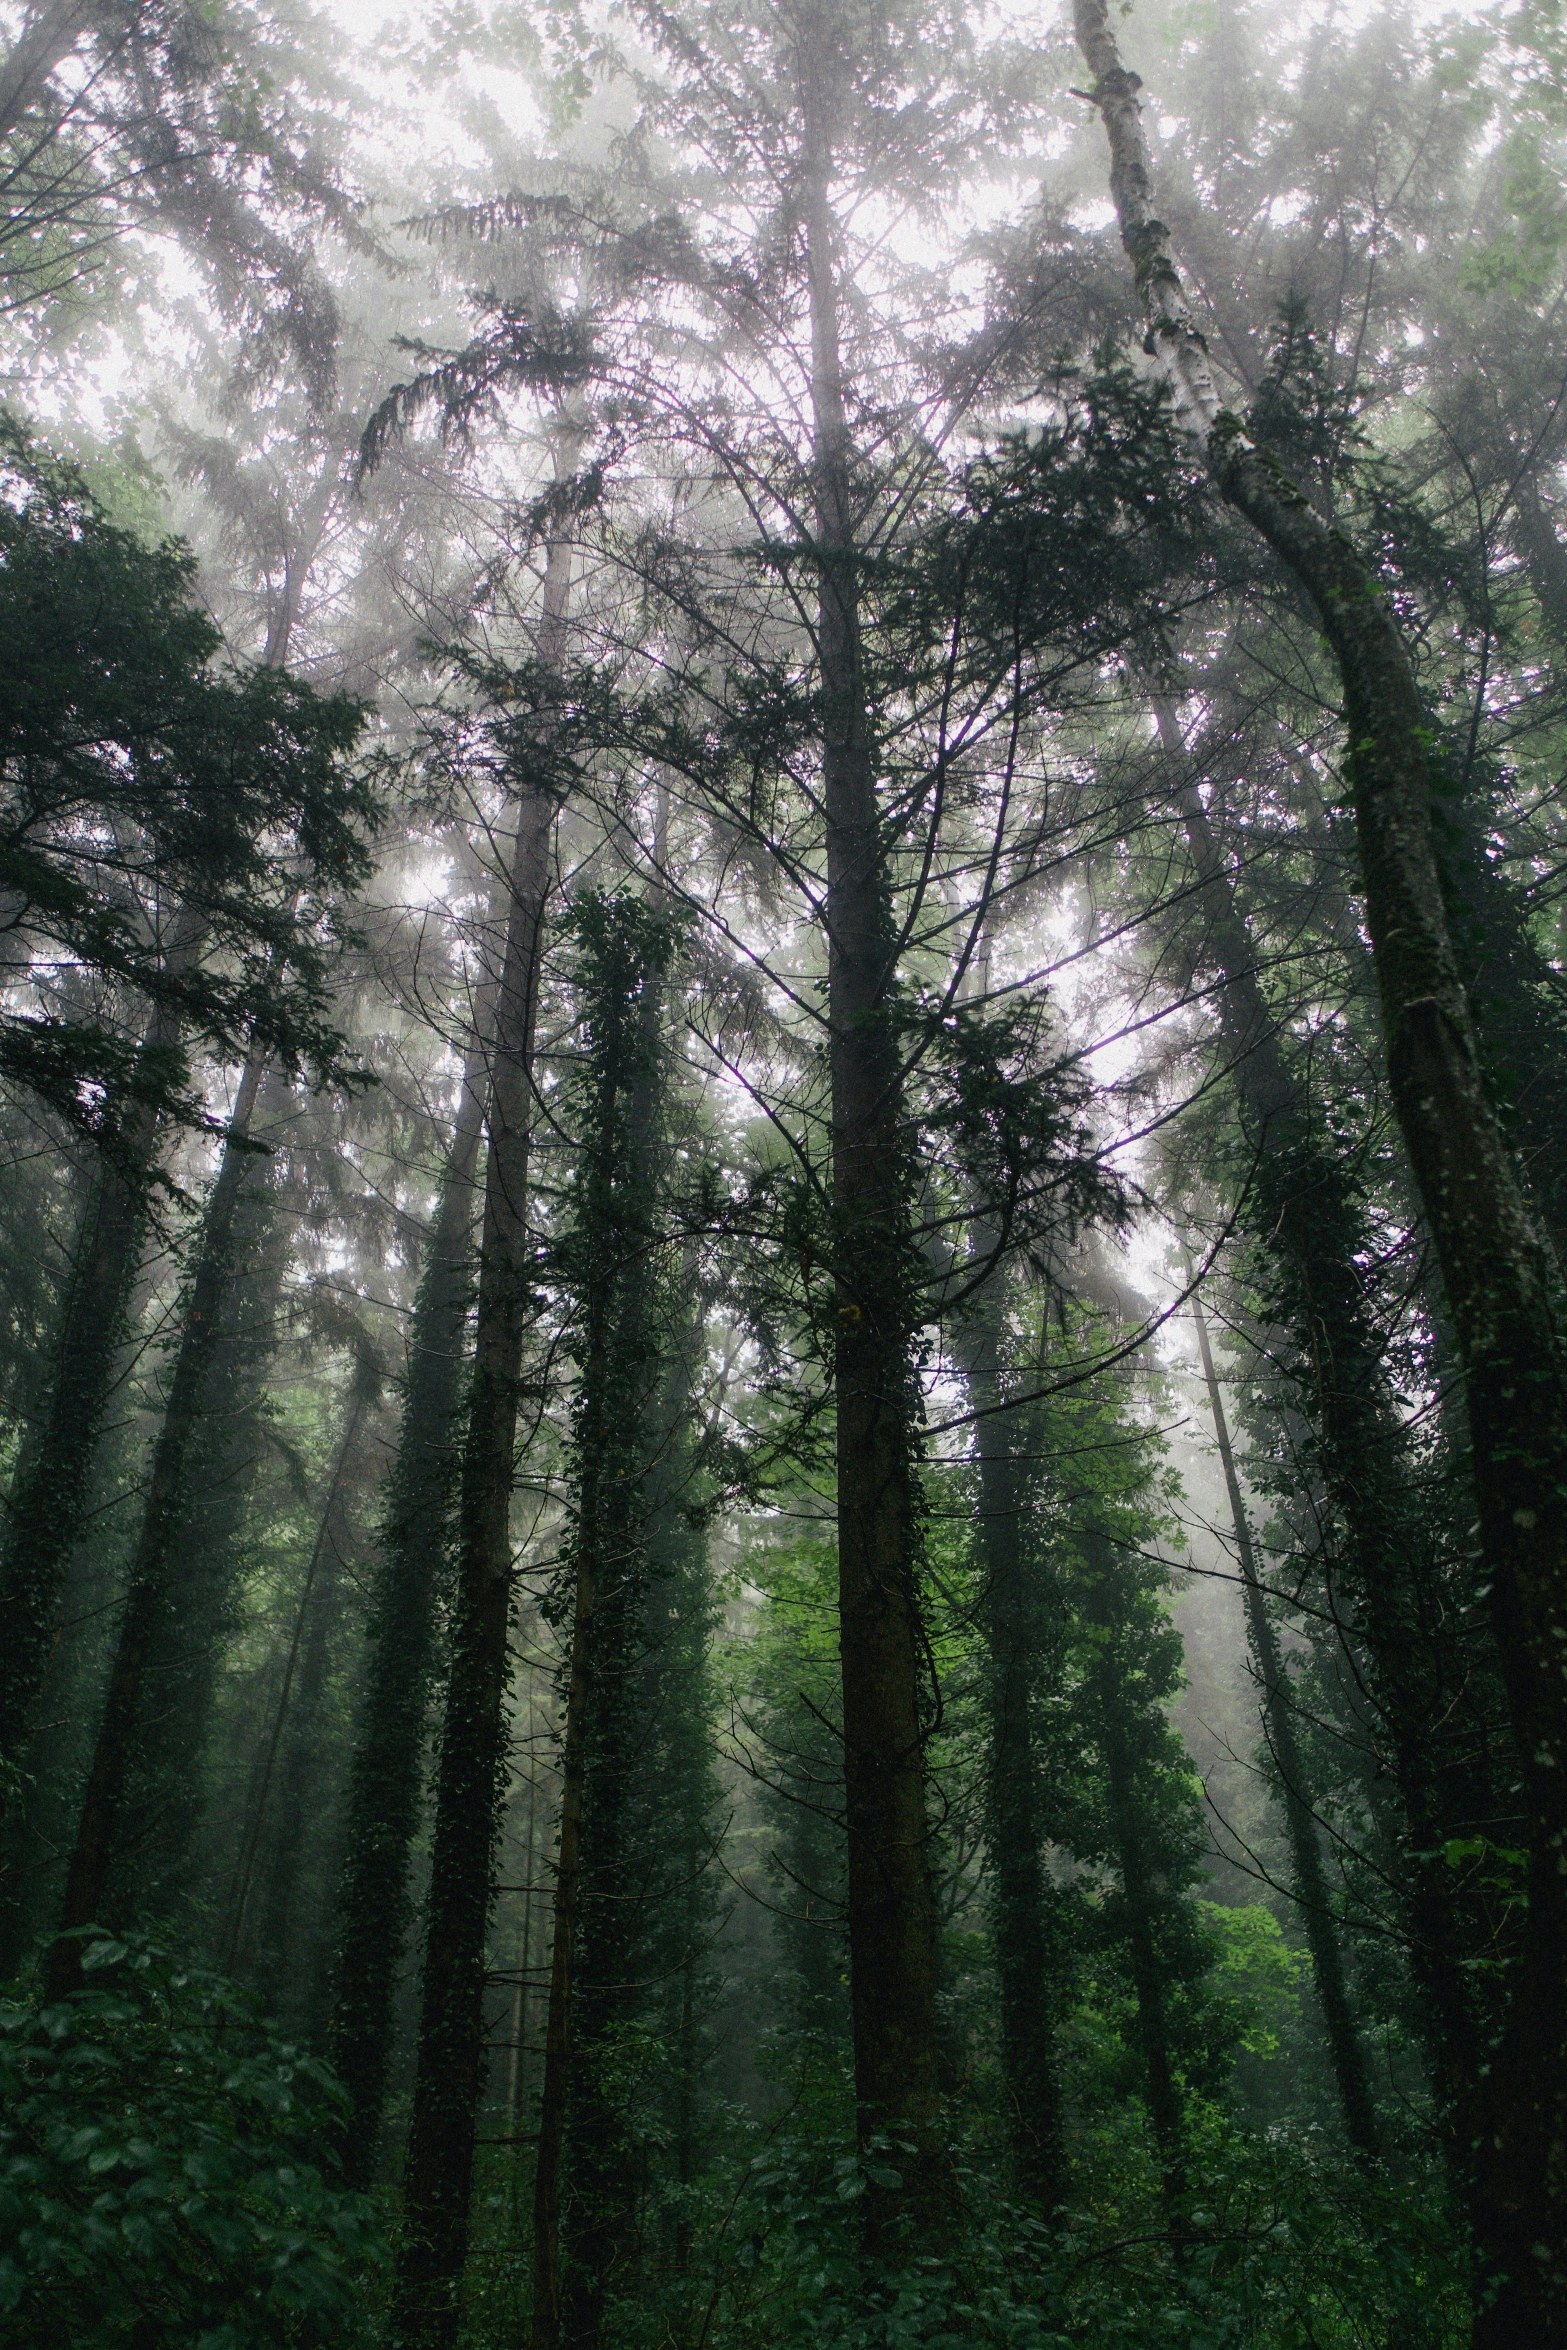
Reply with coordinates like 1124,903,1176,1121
4,0,1567,2342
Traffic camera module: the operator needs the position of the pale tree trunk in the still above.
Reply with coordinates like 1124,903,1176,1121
222,1377,373,1977
1191,1293,1379,2158
800,23,948,2246
1073,15,1567,2327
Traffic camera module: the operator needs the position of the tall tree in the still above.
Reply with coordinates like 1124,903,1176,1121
389,498,574,2350
1072,12,1567,2328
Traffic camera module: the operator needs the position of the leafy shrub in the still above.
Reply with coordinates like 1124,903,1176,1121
0,1934,384,2347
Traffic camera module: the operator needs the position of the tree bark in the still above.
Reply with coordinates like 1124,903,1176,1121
952,1285,1065,2209
221,1378,372,1979
1191,1291,1380,2159
1155,699,1485,2142
1071,23,1567,2320
537,899,672,2350
328,1023,492,2185
1084,1527,1186,2210
389,532,567,2350
801,32,948,2245
0,920,202,1803
44,1047,268,1999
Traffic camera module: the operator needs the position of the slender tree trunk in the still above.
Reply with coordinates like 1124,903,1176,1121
44,1050,268,1998
1083,1528,1185,2209
0,926,201,1801
1191,1293,1380,2158
800,32,947,2245
529,1472,599,2350
254,1514,347,2025
223,1381,371,1978
1074,16,1567,2324
328,1025,493,2184
390,530,568,2350
952,1287,1065,2209
1155,703,1484,2133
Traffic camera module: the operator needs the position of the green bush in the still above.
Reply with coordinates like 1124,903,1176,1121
0,1934,384,2347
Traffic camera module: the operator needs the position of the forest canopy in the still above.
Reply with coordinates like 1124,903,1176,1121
2,1,1566,2346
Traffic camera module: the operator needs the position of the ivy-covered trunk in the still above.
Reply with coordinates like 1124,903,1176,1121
802,32,947,2243
1156,709,1482,2144
534,895,673,2350
390,538,567,2350
1076,14,1567,2326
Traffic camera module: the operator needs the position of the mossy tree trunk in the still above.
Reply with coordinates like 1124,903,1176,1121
1074,12,1567,2325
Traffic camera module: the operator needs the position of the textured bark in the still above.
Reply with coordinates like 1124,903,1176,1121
536,905,669,2350
44,1049,268,2000
528,1469,598,2350
328,1026,492,2185
1158,703,1485,2141
1192,1294,1380,2159
1074,10,1567,2328
0,923,201,1801
802,35,947,2243
389,536,567,2350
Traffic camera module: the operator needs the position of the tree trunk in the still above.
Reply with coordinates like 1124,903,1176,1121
0,925,201,1803
1191,1292,1380,2158
328,1025,492,2184
1074,14,1567,2326
536,898,671,2350
389,535,567,2350
44,1048,268,1999
801,33,947,2247
1084,1527,1186,2210
1155,701,1485,2140
952,1287,1065,2209
222,1379,372,1979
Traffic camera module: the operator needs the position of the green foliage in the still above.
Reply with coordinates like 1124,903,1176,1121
0,1934,384,2346
0,415,378,1159
678,2125,1466,2349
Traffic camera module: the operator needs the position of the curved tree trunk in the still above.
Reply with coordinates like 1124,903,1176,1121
1074,13,1567,2328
